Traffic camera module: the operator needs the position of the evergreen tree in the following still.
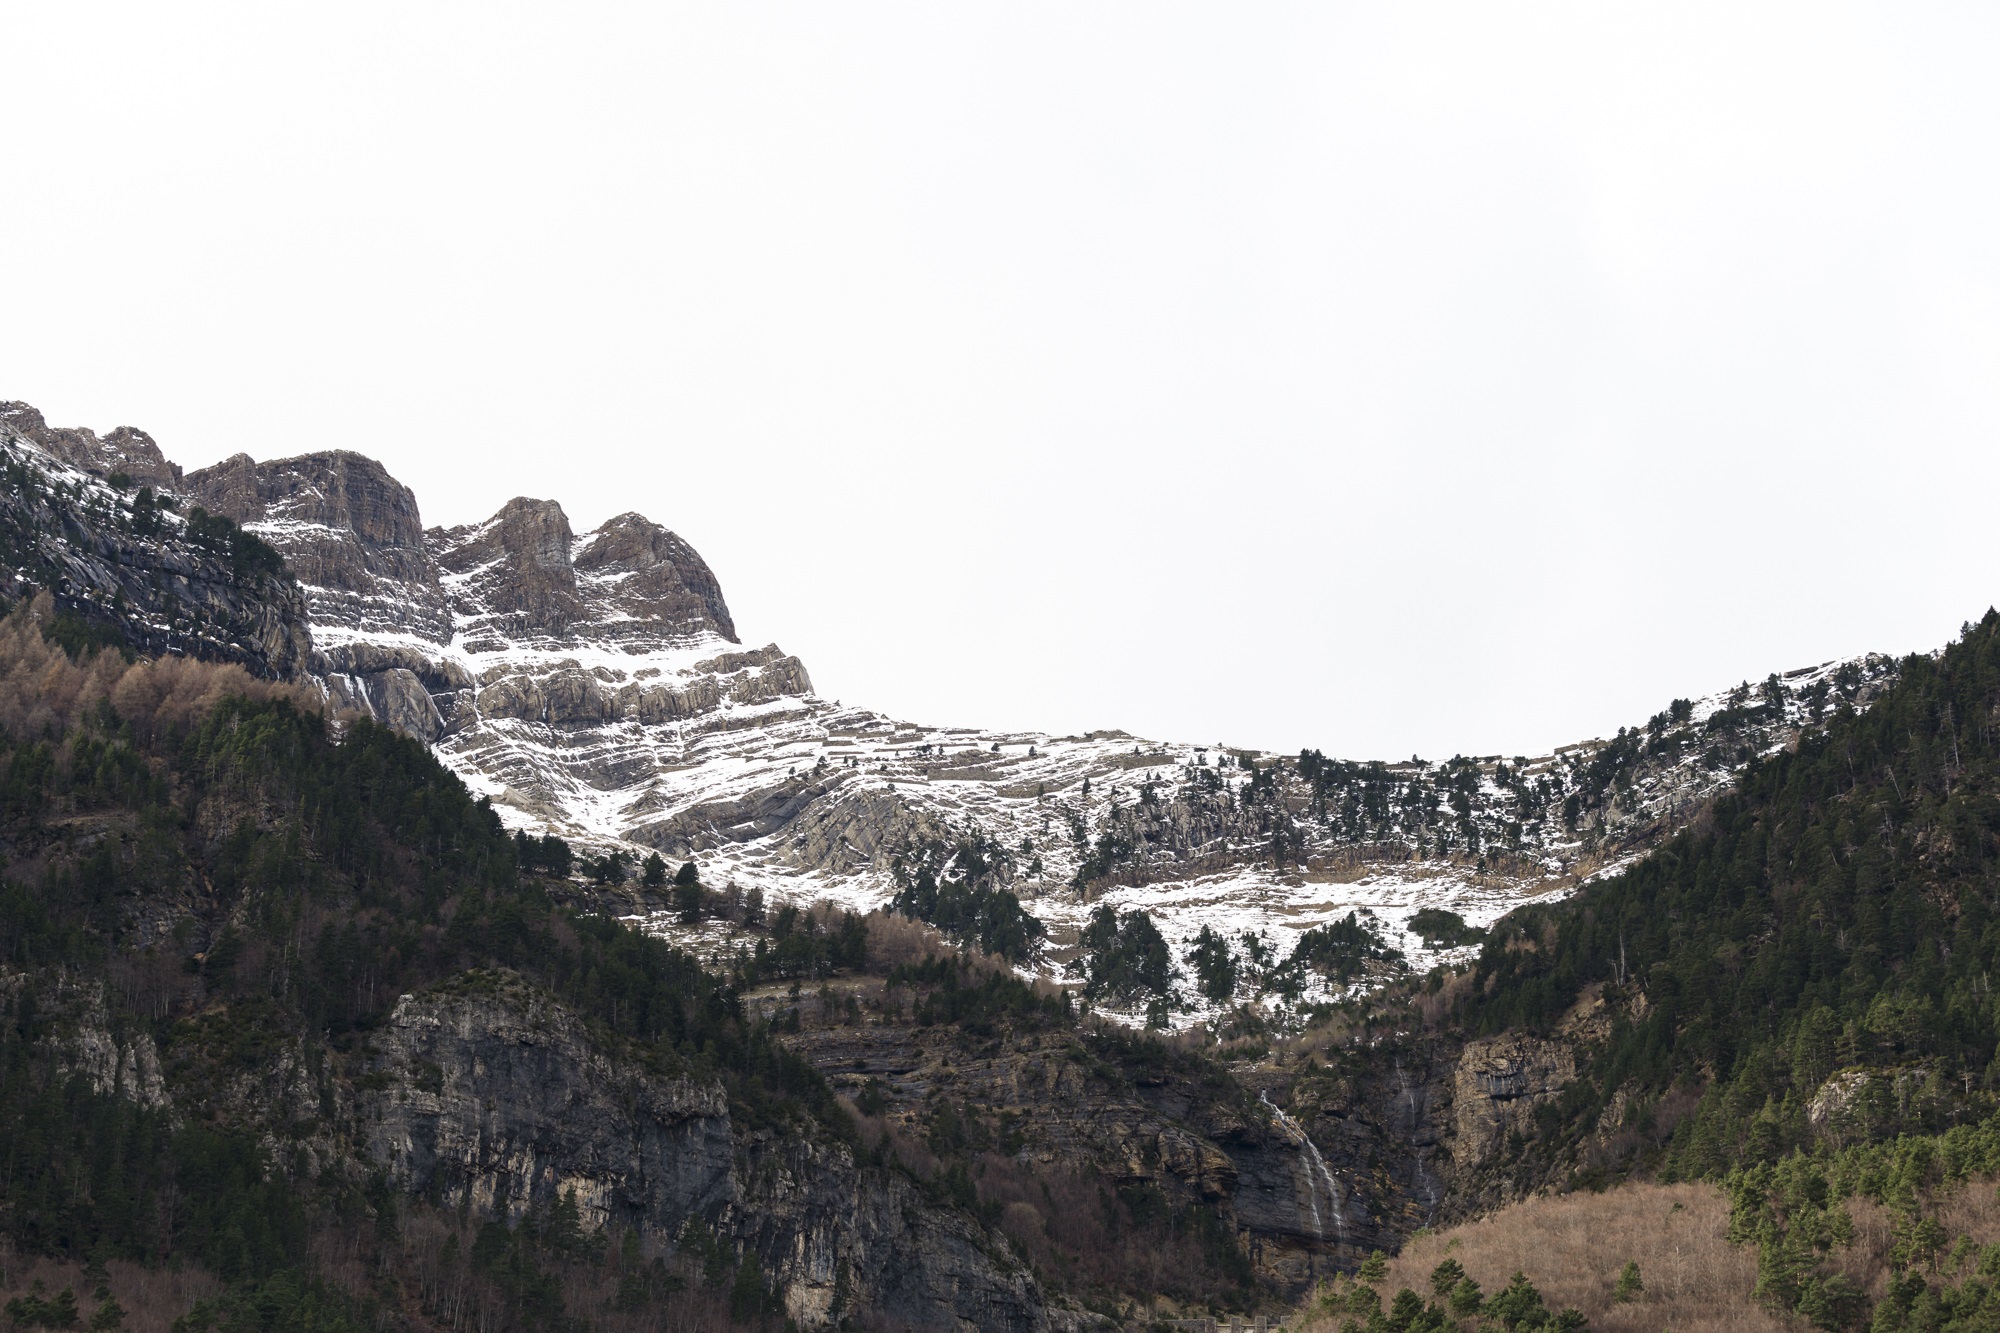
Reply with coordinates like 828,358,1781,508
1185,925,1238,1003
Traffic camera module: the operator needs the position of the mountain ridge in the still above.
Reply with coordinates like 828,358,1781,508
0,400,1900,1027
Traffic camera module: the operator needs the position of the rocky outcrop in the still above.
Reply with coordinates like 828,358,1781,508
432,498,583,645
576,511,737,644
179,451,800,773
184,449,452,644
628,776,852,856
326,667,447,742
2,972,172,1112
1449,1034,1576,1166
0,423,314,680
431,499,739,651
0,402,184,488
365,973,1051,1331
776,784,953,873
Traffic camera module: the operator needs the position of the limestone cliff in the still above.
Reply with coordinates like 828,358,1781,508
0,401,184,489
184,448,452,644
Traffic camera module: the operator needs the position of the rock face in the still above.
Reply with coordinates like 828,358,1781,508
0,419,313,680
434,498,586,645
1450,1034,1577,1166
427,500,736,651
184,449,451,644
575,511,737,645
179,442,806,768
366,973,1051,1331
0,401,184,489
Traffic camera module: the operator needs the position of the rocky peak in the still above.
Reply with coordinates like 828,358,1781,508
0,401,183,489
431,500,739,652
431,497,583,648
184,449,452,644
576,511,738,645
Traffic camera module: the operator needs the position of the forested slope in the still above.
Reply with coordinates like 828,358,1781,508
1447,609,2000,1190
0,597,1054,1331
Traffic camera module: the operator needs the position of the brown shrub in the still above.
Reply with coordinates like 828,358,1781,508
859,909,1018,979
1294,1181,1783,1333
1822,1176,2000,1306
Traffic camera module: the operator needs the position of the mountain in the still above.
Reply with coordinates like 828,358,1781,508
3,397,1970,1332
155,413,1892,1020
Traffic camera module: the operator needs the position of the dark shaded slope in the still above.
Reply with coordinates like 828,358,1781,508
0,422,312,680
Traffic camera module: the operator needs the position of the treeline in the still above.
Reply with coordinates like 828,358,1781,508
1071,904,1408,1027
1064,660,1893,894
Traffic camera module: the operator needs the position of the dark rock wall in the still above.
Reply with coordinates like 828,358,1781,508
184,448,453,643
0,424,313,680
366,975,1052,1331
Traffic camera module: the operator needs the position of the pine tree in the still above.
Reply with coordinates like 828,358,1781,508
1430,1257,1466,1299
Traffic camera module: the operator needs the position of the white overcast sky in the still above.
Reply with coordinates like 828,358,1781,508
5,5,1999,761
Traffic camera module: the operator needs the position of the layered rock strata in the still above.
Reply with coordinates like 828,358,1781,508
0,420,312,679
0,401,184,489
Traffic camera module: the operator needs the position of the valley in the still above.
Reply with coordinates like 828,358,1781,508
4,397,1994,1333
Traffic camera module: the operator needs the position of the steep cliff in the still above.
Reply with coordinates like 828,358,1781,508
0,415,312,679
366,973,1051,1330
184,448,453,644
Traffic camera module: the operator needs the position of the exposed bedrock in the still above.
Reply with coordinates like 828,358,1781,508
778,785,952,873
326,668,446,742
0,401,185,489
365,976,1052,1331
431,498,742,650
184,448,453,643
0,417,314,681
577,511,738,644
1450,1033,1577,1168
433,497,582,642
471,650,812,727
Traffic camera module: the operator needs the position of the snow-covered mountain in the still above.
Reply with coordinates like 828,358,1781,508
4,404,1898,1016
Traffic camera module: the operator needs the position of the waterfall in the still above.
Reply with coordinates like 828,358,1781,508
1261,1091,1346,1241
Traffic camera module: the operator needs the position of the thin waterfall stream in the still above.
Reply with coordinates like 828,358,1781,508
1261,1091,1346,1242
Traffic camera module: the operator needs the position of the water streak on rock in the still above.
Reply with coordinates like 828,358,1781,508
1262,1091,1346,1241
